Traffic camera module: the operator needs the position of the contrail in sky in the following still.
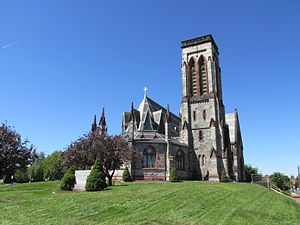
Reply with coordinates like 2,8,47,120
2,42,15,49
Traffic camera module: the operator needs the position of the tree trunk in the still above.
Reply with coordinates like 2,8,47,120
106,170,115,186
108,176,113,186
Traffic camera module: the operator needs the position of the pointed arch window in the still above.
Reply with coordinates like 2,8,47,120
189,59,197,96
199,56,208,96
143,147,156,168
176,149,185,170
203,110,207,120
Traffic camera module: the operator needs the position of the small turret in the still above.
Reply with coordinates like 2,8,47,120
99,108,107,137
91,115,97,132
165,104,171,139
130,102,135,122
164,104,172,123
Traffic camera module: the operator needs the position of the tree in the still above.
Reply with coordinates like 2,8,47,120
62,132,131,186
122,166,132,182
95,135,131,186
244,164,258,182
43,151,64,180
28,152,46,182
62,134,93,170
0,123,37,182
60,168,76,191
270,172,290,191
220,170,228,182
170,167,179,182
85,158,107,191
14,168,29,183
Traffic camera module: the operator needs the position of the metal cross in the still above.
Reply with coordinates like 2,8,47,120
143,86,148,97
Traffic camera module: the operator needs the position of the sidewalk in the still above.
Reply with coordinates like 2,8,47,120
291,193,300,204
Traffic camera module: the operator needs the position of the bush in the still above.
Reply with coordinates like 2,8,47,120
85,158,107,191
270,172,290,191
220,170,228,182
170,167,179,182
245,164,258,182
122,166,133,182
60,168,75,191
14,169,29,183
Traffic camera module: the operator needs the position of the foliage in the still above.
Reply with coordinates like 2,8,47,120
14,169,29,183
270,172,290,191
85,158,107,191
122,166,132,182
244,164,258,182
169,167,179,182
60,168,75,191
43,151,64,180
0,123,37,180
1,181,300,225
295,180,300,189
220,170,228,182
28,152,46,182
63,131,131,186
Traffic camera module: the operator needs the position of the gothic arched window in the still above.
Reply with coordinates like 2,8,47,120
176,149,185,170
199,56,208,96
189,59,197,96
143,147,156,168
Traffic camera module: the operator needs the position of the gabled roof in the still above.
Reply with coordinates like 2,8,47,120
122,95,181,137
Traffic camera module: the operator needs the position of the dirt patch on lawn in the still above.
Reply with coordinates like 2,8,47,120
53,190,85,194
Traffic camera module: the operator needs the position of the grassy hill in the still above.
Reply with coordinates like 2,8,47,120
0,181,299,225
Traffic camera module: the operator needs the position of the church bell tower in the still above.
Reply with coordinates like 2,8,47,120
180,35,230,181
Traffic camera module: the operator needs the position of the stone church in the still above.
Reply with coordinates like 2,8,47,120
98,35,245,182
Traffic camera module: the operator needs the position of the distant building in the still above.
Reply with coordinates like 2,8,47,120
95,35,245,182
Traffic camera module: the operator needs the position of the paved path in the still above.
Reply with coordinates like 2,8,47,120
291,193,300,204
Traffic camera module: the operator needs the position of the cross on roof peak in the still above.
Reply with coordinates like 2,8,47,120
143,86,148,97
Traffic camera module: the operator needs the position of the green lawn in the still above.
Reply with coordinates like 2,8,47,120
0,181,299,225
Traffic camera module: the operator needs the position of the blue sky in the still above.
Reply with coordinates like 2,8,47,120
1,0,299,177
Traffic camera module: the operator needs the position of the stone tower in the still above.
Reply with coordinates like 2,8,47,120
180,35,233,181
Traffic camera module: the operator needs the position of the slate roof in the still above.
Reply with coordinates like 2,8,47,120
122,95,181,137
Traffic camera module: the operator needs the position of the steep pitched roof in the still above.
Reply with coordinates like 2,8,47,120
122,95,181,136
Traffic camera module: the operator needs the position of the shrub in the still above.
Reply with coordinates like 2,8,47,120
14,169,29,183
60,168,75,191
122,166,132,182
220,170,228,182
170,167,179,182
85,158,107,191
244,164,258,182
270,172,290,191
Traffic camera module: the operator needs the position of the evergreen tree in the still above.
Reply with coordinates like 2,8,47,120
170,167,179,182
122,166,132,182
60,168,75,191
14,168,29,183
85,158,107,191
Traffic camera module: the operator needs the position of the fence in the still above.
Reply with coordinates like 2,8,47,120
251,174,270,189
